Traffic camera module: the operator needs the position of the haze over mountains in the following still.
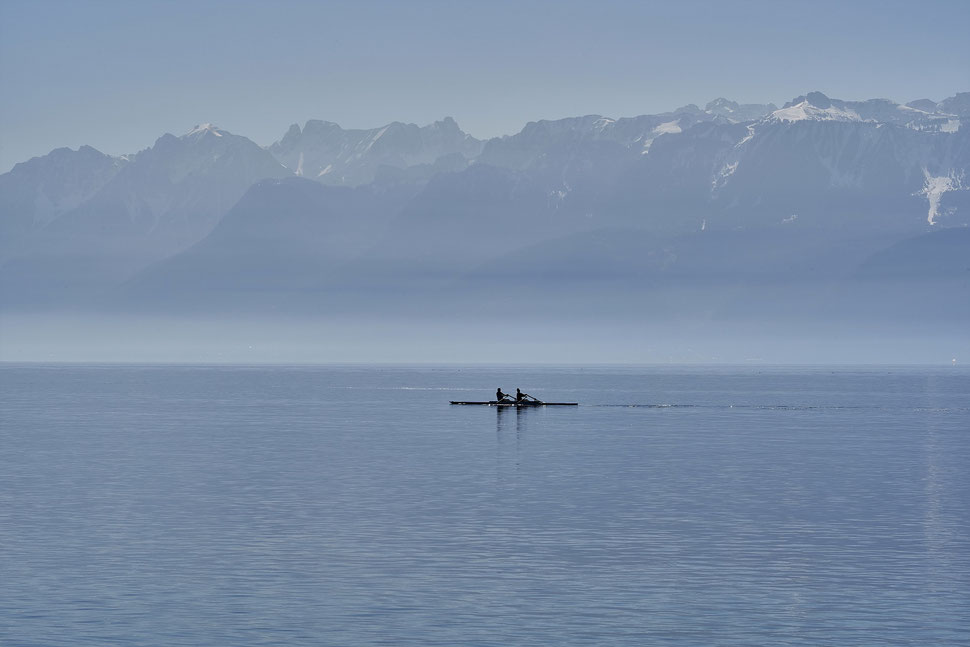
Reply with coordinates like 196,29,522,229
2,91,969,361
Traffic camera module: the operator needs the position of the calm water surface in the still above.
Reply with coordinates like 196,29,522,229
1,364,968,646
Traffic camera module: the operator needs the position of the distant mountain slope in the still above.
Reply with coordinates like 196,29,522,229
704,98,778,122
1,91,968,320
63,124,293,246
856,227,970,279
349,162,557,278
0,145,126,258
939,92,970,117
1,125,291,305
477,100,778,172
463,224,903,284
606,93,969,233
769,91,959,129
123,177,416,307
268,117,482,186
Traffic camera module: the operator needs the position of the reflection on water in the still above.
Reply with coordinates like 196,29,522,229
1,364,968,646
495,403,531,437
495,405,535,478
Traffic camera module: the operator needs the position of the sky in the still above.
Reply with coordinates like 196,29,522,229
1,0,968,172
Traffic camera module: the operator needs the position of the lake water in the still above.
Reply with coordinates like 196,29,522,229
1,364,968,646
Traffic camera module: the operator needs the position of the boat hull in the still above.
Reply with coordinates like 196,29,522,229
450,401,578,406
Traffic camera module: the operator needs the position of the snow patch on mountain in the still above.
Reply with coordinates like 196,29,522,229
654,120,683,135
367,126,391,152
918,169,966,225
768,92,963,132
712,161,739,192
768,101,862,123
186,123,224,137
635,120,687,153
897,104,932,116
548,185,570,209
941,119,961,133
736,124,756,147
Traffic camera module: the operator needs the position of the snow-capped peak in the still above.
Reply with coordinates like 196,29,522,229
185,123,224,138
767,101,862,124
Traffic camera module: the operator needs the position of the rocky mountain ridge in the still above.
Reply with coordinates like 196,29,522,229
2,91,967,320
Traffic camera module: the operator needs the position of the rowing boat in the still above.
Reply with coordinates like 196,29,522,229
450,401,578,406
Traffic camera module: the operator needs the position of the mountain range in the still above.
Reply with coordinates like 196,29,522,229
2,91,968,333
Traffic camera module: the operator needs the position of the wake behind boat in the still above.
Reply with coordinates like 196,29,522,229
451,388,577,406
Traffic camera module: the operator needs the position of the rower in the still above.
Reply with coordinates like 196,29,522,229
496,388,510,403
516,388,534,403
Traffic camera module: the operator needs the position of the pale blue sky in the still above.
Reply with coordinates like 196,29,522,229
1,0,968,171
